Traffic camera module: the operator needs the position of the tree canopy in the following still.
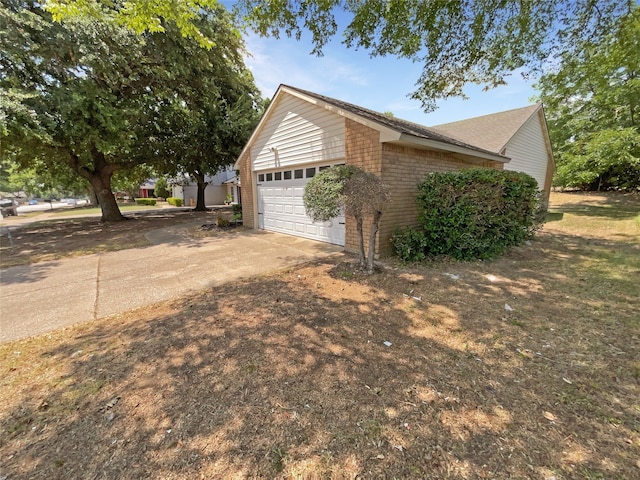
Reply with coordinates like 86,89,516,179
1,1,262,219
135,14,264,211
536,6,639,190
46,1,632,111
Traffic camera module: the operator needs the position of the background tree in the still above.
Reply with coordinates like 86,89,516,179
536,6,639,191
148,10,263,211
1,1,153,221
124,7,264,211
303,165,390,273
1,1,261,219
154,177,171,199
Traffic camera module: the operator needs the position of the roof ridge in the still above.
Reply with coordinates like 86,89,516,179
431,104,540,129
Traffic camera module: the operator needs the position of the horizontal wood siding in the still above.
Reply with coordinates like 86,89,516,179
503,115,550,193
252,94,345,171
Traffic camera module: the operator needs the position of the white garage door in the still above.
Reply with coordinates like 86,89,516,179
257,165,345,246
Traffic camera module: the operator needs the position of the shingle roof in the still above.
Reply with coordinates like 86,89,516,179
283,85,506,160
430,104,541,153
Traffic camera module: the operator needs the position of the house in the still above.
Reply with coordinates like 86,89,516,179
137,179,156,199
234,85,553,255
430,104,555,204
171,167,240,207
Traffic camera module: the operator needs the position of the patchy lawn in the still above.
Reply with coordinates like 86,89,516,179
0,210,218,268
0,192,638,479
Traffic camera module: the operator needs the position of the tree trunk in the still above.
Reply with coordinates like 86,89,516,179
356,216,366,269
81,148,126,222
87,186,99,207
89,173,126,222
366,210,382,273
193,171,209,211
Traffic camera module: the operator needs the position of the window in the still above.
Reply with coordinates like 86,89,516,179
284,170,292,180
306,167,316,178
274,172,282,181
294,169,303,179
258,174,264,182
266,173,273,181
319,165,330,171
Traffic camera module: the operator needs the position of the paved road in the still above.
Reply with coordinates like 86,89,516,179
0,224,342,343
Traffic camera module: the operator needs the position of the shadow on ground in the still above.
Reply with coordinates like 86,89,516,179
1,225,638,478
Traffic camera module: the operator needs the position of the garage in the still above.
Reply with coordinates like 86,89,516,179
257,164,345,246
235,85,514,255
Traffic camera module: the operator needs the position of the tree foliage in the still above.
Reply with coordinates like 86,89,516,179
304,165,390,273
45,0,221,47
1,1,262,219
235,0,630,111
536,6,639,191
127,6,264,211
46,1,631,111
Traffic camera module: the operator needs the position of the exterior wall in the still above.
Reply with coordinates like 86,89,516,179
503,113,552,200
343,119,383,253
239,155,255,228
251,94,345,171
342,118,504,256
377,145,502,255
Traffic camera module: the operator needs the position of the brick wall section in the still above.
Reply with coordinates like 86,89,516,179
378,144,503,256
343,119,383,253
238,155,255,228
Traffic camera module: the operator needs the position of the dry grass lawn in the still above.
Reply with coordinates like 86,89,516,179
0,192,638,479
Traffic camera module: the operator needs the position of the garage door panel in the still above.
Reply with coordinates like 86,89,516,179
257,166,345,246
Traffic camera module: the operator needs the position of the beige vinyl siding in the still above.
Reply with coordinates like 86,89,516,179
503,115,549,190
251,94,345,171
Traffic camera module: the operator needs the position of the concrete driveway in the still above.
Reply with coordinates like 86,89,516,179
0,225,342,343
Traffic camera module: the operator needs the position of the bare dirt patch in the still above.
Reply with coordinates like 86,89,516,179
1,193,638,479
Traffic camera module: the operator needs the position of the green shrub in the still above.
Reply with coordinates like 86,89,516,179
216,216,230,228
232,203,242,215
135,198,157,206
391,227,428,262
394,168,541,261
167,197,183,207
154,177,171,198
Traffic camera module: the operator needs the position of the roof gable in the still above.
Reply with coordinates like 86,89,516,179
430,104,542,153
235,85,508,169
286,85,505,159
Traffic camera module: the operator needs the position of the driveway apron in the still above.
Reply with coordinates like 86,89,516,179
0,229,342,343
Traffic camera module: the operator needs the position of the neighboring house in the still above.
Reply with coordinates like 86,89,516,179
137,180,156,199
430,104,555,204
234,84,523,255
171,167,240,207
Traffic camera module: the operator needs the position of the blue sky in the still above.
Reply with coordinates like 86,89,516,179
228,6,540,126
